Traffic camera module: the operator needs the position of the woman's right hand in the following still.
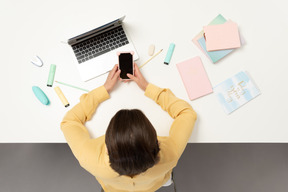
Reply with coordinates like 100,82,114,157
104,64,121,93
127,63,148,91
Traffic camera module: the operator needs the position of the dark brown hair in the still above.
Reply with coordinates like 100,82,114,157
105,109,160,176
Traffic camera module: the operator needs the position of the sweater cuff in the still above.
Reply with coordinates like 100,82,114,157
144,83,161,101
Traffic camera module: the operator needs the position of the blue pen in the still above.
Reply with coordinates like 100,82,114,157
164,43,175,65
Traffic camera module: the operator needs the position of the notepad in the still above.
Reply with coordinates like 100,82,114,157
176,56,213,100
213,71,261,114
204,21,241,51
192,14,227,60
198,36,233,63
192,15,245,63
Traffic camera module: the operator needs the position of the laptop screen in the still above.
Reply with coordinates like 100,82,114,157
68,16,125,45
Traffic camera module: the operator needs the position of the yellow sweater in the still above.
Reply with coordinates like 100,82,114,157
61,84,197,192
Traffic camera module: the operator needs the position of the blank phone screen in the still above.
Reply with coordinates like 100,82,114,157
119,53,133,79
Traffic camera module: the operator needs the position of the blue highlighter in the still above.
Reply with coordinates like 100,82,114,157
164,43,175,65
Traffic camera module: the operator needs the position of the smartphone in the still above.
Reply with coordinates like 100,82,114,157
118,52,134,79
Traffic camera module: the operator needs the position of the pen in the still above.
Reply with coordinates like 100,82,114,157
55,81,90,92
139,49,163,69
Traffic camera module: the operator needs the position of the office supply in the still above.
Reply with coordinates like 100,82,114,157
55,81,89,92
192,14,227,59
148,44,155,56
32,86,50,105
54,86,70,107
198,33,245,63
31,56,43,67
198,36,233,63
214,71,261,114
47,64,56,87
176,56,213,100
164,43,175,65
67,16,139,81
139,49,163,69
193,15,245,63
204,21,241,51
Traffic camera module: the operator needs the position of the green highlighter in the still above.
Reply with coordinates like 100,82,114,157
47,64,56,87
164,43,175,65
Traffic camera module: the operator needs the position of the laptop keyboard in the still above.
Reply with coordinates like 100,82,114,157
72,26,129,64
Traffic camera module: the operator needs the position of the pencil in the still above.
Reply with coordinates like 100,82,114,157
55,81,90,92
139,49,163,69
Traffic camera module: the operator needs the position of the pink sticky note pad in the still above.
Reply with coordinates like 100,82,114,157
204,21,241,51
176,56,213,100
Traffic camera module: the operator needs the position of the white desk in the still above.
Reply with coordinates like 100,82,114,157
1,0,288,142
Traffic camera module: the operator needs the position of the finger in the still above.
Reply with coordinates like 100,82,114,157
107,67,116,79
110,65,120,78
120,78,128,83
110,65,117,74
134,63,138,69
134,63,140,72
112,69,121,81
112,64,118,73
134,63,141,77
127,73,136,81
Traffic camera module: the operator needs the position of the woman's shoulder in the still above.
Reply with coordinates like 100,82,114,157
157,136,180,162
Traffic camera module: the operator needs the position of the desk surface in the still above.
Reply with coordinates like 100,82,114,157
1,0,288,142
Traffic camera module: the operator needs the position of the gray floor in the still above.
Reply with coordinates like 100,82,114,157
0,144,288,192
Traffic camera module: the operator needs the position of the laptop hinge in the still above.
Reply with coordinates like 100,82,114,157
68,18,123,46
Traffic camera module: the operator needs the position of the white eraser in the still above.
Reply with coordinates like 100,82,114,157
148,44,155,56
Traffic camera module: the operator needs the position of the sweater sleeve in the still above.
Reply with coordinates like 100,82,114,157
60,86,110,160
145,83,197,157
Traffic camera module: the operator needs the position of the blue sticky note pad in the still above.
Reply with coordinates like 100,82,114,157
213,71,261,114
198,37,233,63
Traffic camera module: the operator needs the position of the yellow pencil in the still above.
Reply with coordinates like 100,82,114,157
139,49,163,69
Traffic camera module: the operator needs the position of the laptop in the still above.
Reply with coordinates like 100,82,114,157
67,16,139,81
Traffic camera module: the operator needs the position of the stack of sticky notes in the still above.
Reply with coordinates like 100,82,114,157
192,14,244,63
